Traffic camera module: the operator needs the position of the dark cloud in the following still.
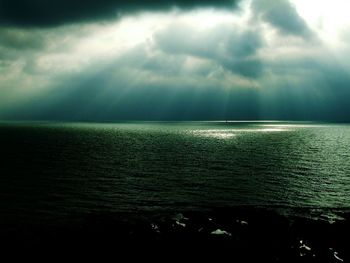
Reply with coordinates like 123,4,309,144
223,58,263,78
0,0,239,27
0,28,46,49
154,24,264,78
252,0,312,38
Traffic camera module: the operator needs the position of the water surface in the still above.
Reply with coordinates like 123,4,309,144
0,121,349,224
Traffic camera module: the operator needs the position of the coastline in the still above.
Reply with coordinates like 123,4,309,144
1,207,348,261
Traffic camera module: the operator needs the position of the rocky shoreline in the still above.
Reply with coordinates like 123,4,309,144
1,208,349,261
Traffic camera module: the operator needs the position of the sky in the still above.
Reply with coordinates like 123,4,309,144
0,0,350,121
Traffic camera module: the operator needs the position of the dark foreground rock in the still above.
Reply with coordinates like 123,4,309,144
0,208,349,261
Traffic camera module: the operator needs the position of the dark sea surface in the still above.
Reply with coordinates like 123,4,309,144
0,121,349,227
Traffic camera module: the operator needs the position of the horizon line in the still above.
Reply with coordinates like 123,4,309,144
0,119,348,124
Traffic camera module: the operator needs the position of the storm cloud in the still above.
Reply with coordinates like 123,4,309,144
154,23,264,78
0,0,350,121
0,0,240,27
252,0,312,38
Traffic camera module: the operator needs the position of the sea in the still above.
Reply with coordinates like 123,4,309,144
0,121,349,228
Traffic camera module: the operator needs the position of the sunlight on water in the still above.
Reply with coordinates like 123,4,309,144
236,128,287,132
191,130,237,139
191,126,288,139
260,124,329,128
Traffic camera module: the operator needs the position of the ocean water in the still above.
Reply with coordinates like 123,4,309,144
0,121,349,226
